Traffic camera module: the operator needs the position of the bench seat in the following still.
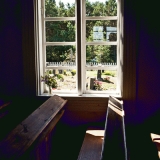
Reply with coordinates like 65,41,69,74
77,127,104,160
78,96,128,160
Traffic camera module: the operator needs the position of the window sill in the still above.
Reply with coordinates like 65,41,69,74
38,93,121,99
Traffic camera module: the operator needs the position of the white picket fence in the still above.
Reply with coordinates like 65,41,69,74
46,62,76,66
46,62,116,67
86,62,116,66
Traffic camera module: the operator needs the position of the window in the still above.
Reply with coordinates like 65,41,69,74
34,0,123,96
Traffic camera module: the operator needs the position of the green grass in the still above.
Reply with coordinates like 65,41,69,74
86,70,116,77
102,70,116,77
86,70,117,90
101,82,116,90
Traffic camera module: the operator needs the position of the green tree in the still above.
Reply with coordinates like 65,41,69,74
45,0,117,63
85,0,117,63
45,0,75,62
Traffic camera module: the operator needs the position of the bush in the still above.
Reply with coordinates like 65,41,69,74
56,74,64,81
103,71,115,77
71,69,76,76
41,73,57,88
63,70,66,75
66,71,72,76
46,69,53,74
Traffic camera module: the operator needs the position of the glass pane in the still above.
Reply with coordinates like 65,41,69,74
86,20,117,42
46,21,75,42
45,69,76,91
86,0,117,16
45,0,75,17
86,45,117,65
46,46,76,63
86,70,117,91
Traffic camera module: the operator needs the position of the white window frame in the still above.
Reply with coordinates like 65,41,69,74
34,0,123,97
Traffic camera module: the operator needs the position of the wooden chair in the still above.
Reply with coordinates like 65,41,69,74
100,96,128,160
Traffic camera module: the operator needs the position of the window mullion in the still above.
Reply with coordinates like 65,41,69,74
44,17,76,21
41,0,47,94
118,0,123,97
85,16,117,20
76,0,82,95
86,42,117,45
81,0,86,94
45,42,76,46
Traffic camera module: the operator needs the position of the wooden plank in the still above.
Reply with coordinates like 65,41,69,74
77,127,104,160
0,95,67,160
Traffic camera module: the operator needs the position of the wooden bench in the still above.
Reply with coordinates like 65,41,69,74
151,133,160,158
0,95,67,160
77,127,105,160
0,100,11,119
77,96,128,160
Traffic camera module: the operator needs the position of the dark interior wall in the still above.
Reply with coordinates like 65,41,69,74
0,0,24,96
0,0,36,97
0,0,160,127
123,0,137,124
136,2,160,124
132,0,160,125
123,0,160,126
21,0,36,97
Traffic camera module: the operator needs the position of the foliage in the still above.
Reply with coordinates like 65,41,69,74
63,70,66,75
45,0,117,64
45,0,75,63
66,71,72,76
56,74,64,81
46,69,53,74
41,73,58,88
71,69,76,76
103,70,116,77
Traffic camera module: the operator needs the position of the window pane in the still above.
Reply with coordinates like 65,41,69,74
86,45,117,64
46,46,76,63
46,21,75,42
86,20,117,42
86,0,117,17
45,0,75,17
86,70,117,91
45,69,76,91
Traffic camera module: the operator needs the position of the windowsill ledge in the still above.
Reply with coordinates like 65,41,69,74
38,93,122,99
